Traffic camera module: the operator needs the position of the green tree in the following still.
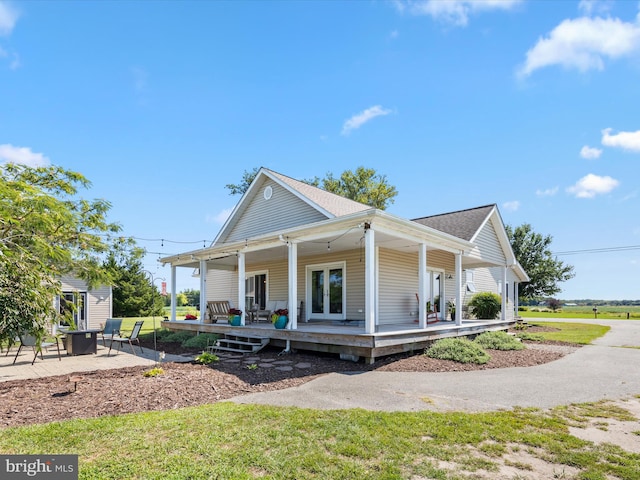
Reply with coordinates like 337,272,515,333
506,223,575,302
226,166,398,210
104,248,164,317
182,289,200,306
0,163,123,345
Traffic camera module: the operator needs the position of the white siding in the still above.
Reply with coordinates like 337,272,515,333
206,269,239,308
467,219,507,266
223,178,327,243
455,267,516,320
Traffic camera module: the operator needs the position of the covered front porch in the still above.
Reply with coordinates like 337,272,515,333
161,317,516,363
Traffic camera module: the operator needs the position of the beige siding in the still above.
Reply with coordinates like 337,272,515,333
223,178,327,243
59,276,112,330
378,249,418,325
467,220,507,266
206,269,239,308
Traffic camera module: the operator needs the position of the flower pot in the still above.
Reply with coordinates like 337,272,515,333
273,315,288,329
229,315,242,326
451,312,456,321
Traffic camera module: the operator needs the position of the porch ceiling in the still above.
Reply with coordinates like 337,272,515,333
179,229,455,271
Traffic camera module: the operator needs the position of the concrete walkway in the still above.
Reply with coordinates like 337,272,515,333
230,319,640,412
1,341,193,382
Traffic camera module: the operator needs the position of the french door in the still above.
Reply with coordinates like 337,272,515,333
306,262,345,320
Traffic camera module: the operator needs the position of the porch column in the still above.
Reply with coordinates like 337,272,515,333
418,243,428,329
199,259,207,323
455,252,462,326
171,265,177,321
237,252,246,325
288,242,298,330
514,282,520,317
364,224,376,334
501,266,508,320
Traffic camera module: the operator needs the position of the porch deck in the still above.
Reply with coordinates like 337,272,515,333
161,318,515,363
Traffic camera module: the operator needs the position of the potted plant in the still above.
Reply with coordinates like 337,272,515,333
447,300,456,321
271,308,288,329
228,308,242,326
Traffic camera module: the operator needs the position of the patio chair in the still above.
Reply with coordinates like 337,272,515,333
13,333,62,365
108,320,144,356
100,318,123,347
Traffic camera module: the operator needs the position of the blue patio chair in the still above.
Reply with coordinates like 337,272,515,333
100,318,122,347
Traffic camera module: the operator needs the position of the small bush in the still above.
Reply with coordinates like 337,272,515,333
143,367,164,377
425,338,490,364
518,306,528,312
468,292,502,319
182,333,219,349
516,332,545,342
195,352,219,365
154,329,175,341
163,331,196,344
474,331,524,351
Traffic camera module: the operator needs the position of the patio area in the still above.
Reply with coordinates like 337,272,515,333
1,340,194,382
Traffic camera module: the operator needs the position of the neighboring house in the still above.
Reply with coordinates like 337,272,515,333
160,168,528,362
57,275,112,331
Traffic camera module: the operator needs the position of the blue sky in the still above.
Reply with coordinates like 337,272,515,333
1,0,639,300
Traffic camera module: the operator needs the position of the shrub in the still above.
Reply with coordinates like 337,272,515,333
195,352,219,365
182,333,219,349
154,329,175,341
425,338,490,364
468,292,502,319
163,331,196,344
516,332,545,342
517,306,528,311
143,367,164,377
474,331,524,351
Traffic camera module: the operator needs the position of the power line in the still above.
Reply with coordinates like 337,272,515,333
553,245,640,256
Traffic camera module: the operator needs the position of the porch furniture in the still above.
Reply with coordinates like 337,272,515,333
65,330,100,355
415,294,439,324
206,300,232,323
108,320,144,356
100,318,122,347
13,333,62,365
255,300,288,323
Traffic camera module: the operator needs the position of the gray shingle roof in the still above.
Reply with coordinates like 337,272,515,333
411,204,496,241
267,170,372,218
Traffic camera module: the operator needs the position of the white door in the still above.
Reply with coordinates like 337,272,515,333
307,262,345,320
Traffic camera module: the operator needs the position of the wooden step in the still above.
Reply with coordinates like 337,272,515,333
207,333,269,354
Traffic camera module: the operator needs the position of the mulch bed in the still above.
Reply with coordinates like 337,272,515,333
0,335,578,428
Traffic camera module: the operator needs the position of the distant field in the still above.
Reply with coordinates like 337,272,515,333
519,305,640,320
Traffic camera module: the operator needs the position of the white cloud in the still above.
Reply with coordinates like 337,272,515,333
536,186,559,197
502,200,520,212
0,1,19,36
578,0,612,16
566,173,619,198
0,144,50,167
601,128,640,152
580,145,603,159
518,15,640,77
397,0,521,27
341,105,392,136
206,208,233,224
389,30,399,39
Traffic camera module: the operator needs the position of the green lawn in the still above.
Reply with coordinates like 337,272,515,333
519,305,640,320
1,401,638,479
527,321,610,345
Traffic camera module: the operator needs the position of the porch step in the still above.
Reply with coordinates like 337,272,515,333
208,333,270,354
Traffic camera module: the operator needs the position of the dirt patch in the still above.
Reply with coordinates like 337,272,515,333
0,340,573,428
